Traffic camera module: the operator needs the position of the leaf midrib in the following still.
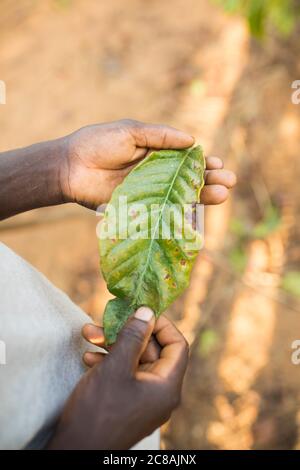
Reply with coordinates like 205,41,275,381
132,147,194,309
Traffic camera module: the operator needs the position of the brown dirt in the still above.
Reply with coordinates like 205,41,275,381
1,0,300,449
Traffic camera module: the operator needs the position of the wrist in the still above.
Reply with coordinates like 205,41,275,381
0,137,69,220
25,137,69,208
48,135,71,205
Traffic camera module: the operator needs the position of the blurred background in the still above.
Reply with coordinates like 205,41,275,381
1,0,300,449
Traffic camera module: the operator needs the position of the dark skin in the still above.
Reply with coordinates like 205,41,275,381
0,119,236,449
0,119,236,220
47,309,188,450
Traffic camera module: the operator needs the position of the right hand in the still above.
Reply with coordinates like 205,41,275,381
60,119,236,209
47,308,189,450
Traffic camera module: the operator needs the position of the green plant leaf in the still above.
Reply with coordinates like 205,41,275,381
103,298,136,345
99,146,206,344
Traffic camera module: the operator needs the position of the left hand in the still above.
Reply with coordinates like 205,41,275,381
47,310,188,450
60,119,236,209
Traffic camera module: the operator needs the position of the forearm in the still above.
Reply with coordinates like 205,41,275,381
0,137,67,220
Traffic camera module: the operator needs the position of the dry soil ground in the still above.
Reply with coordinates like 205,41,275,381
1,0,300,449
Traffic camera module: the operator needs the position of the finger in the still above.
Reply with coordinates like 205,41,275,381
126,120,194,149
116,148,149,170
205,156,224,170
150,316,189,382
140,335,161,364
205,169,237,188
153,316,186,348
81,324,108,350
110,307,155,376
200,184,229,205
82,322,160,364
83,351,106,367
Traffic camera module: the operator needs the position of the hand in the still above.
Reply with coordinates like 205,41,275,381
61,119,236,209
0,119,236,221
47,308,188,450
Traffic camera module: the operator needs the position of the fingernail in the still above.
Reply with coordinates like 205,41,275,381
89,335,105,345
134,306,154,323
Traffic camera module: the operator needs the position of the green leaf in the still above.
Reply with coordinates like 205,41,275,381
103,298,136,345
99,146,206,344
282,271,300,298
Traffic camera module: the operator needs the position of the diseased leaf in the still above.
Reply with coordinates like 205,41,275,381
103,298,136,345
99,145,205,344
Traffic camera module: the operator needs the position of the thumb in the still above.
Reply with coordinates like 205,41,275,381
127,121,194,149
110,307,155,376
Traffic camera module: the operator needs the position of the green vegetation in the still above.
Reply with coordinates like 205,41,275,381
214,0,299,37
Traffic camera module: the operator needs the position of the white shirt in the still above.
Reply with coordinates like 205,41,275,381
0,242,159,450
